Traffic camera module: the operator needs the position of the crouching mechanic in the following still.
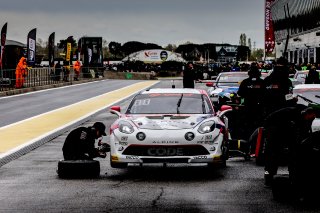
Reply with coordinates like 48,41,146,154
62,122,110,160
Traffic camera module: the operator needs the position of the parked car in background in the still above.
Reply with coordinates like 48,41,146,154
291,70,320,87
206,71,268,108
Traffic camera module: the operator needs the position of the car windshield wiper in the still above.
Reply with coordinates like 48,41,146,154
177,94,183,114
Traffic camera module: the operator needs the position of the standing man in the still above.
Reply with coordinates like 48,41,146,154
73,59,81,81
15,56,28,89
54,61,62,81
183,62,196,88
237,65,265,139
263,57,294,116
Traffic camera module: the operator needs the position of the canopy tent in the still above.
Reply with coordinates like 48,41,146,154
122,49,186,64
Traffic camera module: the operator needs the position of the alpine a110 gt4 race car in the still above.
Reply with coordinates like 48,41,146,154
109,88,231,168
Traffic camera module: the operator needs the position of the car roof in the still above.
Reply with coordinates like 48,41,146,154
294,84,320,89
218,71,247,75
141,88,206,95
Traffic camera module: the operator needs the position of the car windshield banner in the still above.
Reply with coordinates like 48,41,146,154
48,32,55,67
265,0,275,53
27,28,37,66
0,22,7,70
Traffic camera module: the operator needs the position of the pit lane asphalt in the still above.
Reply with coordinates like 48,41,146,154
0,79,319,212
0,80,159,166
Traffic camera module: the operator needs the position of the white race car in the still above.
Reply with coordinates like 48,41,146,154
109,88,231,168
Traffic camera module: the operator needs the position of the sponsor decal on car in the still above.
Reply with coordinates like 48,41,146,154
111,155,119,161
147,147,184,156
121,136,128,141
152,140,179,144
126,156,139,160
193,156,207,159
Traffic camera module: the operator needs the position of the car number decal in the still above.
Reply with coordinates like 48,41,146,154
134,99,151,106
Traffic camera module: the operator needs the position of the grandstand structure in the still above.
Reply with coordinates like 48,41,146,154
271,0,320,64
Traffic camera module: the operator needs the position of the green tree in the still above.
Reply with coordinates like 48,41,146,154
102,39,111,59
164,44,177,52
250,48,265,61
36,38,48,58
108,41,122,59
239,33,247,46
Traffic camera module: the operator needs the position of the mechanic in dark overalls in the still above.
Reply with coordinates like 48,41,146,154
237,64,265,140
62,122,109,160
263,105,316,188
183,62,196,88
263,57,294,116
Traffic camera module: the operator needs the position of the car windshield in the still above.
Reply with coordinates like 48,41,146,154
294,71,308,82
216,73,248,87
126,93,214,114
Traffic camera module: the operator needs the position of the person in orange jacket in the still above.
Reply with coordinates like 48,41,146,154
15,57,28,89
73,60,81,81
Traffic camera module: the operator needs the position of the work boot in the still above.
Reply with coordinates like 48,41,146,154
264,171,273,188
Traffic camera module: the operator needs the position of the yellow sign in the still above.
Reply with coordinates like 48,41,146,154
66,43,71,61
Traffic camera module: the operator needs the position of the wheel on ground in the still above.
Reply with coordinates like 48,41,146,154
57,159,100,179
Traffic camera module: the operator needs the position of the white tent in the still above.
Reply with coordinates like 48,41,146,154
122,49,186,63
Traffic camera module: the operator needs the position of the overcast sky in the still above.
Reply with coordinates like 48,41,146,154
0,0,265,48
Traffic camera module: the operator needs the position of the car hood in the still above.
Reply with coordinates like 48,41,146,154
126,114,213,130
210,86,239,96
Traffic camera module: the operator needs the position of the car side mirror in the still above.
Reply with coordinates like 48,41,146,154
110,106,121,117
111,106,121,112
218,105,233,117
220,105,232,111
206,82,214,87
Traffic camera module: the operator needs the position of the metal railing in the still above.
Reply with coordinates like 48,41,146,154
0,66,106,91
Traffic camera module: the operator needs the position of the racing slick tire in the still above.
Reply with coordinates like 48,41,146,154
57,160,100,179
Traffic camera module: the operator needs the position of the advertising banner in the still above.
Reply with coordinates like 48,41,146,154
66,42,71,61
27,28,37,66
48,32,55,67
0,22,7,70
265,0,275,53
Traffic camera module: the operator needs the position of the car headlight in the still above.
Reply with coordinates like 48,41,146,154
198,120,216,134
119,121,134,134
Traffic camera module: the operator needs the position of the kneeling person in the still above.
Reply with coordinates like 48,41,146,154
62,122,110,160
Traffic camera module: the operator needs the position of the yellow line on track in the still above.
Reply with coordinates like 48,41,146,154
0,81,158,154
